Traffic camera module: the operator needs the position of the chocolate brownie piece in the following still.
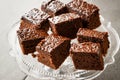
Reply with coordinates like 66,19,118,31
17,28,48,54
77,28,109,56
41,0,68,16
67,0,101,29
41,0,55,11
20,8,51,31
70,42,103,70
36,35,70,69
48,13,82,38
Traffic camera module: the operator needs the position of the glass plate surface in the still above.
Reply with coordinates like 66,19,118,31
8,16,120,80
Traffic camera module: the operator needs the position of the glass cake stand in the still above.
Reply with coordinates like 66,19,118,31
7,16,120,80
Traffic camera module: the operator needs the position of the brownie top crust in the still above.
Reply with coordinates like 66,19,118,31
47,0,65,13
36,35,70,52
67,0,99,18
22,8,50,25
77,28,108,40
17,28,48,41
48,13,80,24
70,42,101,53
41,0,55,9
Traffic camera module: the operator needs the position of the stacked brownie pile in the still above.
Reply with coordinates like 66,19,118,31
17,0,109,70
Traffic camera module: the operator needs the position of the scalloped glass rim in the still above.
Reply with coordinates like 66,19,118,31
7,16,120,80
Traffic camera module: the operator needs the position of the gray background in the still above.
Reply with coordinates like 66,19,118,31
0,0,120,80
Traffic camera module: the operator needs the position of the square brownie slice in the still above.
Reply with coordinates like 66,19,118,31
67,0,101,29
70,42,104,70
48,13,82,39
77,28,109,56
17,28,48,54
41,0,55,11
36,35,70,69
41,0,68,16
20,8,51,31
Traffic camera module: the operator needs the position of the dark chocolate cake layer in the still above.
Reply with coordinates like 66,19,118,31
49,13,82,38
17,28,48,54
20,8,51,31
70,42,104,70
41,0,68,16
36,35,70,69
77,28,109,56
67,0,101,29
